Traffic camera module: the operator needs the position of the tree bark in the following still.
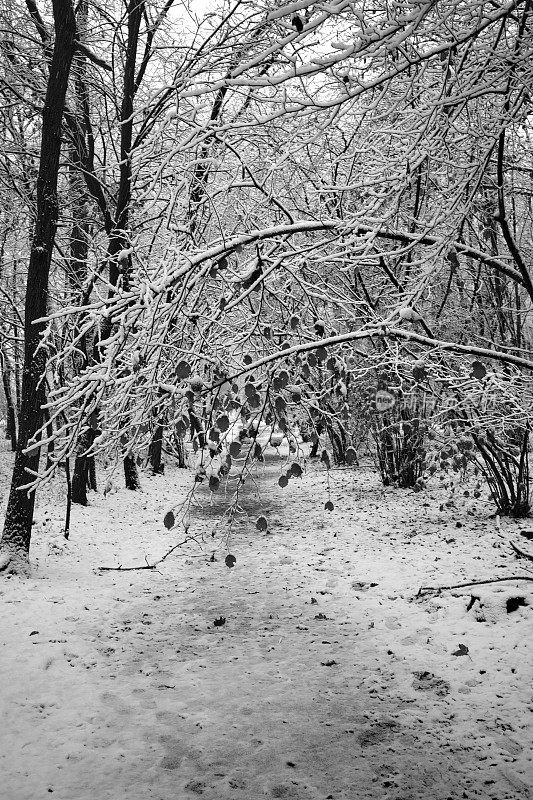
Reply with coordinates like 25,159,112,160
1,351,17,450
0,0,77,574
149,425,165,474
124,454,141,490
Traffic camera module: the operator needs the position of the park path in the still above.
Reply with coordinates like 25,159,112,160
1,447,532,800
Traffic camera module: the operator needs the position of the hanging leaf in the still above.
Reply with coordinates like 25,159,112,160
189,375,205,393
270,431,284,447
217,415,230,432
225,554,237,568
278,475,289,488
278,370,290,388
290,314,300,330
163,511,175,530
316,346,328,362
320,449,331,470
412,361,427,382
176,361,191,379
88,410,99,430
308,352,317,368
446,249,460,269
209,475,220,492
471,361,486,380
244,382,256,398
288,463,303,478
229,441,241,457
345,447,357,465
256,516,268,532
208,428,220,444
243,354,253,365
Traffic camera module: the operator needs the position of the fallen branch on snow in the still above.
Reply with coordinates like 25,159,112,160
510,540,533,561
97,538,191,571
416,575,533,597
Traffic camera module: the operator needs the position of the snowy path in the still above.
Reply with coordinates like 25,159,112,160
1,454,532,800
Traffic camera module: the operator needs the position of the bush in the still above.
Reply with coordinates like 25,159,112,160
471,426,530,517
372,407,427,488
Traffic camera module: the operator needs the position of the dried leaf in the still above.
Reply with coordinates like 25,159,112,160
451,643,469,657
163,511,175,530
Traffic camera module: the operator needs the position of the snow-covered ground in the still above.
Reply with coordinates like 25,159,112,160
1,446,532,800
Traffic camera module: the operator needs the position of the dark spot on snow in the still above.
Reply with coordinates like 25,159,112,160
351,581,378,591
160,753,182,770
358,720,399,747
184,780,206,794
271,785,297,798
412,671,450,696
466,595,478,612
506,596,527,613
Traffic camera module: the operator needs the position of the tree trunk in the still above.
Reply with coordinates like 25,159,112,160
176,436,187,468
0,0,77,574
124,454,140,490
45,410,54,471
71,455,88,506
1,352,17,450
72,428,97,504
88,456,97,491
149,425,165,474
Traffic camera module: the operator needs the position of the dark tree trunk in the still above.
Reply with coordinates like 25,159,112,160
72,429,97,504
189,409,206,449
0,0,77,574
1,354,17,450
71,455,88,506
64,458,72,539
149,425,165,474
93,0,144,490
88,456,97,491
176,436,187,468
124,454,140,490
45,410,54,471
310,423,324,458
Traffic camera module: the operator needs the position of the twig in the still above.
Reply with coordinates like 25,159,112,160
510,540,533,561
64,458,71,540
97,538,190,571
416,575,533,597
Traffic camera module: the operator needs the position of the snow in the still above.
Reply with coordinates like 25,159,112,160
0,445,532,800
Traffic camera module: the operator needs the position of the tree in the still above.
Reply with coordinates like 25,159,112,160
0,0,77,573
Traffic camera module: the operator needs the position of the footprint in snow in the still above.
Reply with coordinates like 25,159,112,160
411,671,451,696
